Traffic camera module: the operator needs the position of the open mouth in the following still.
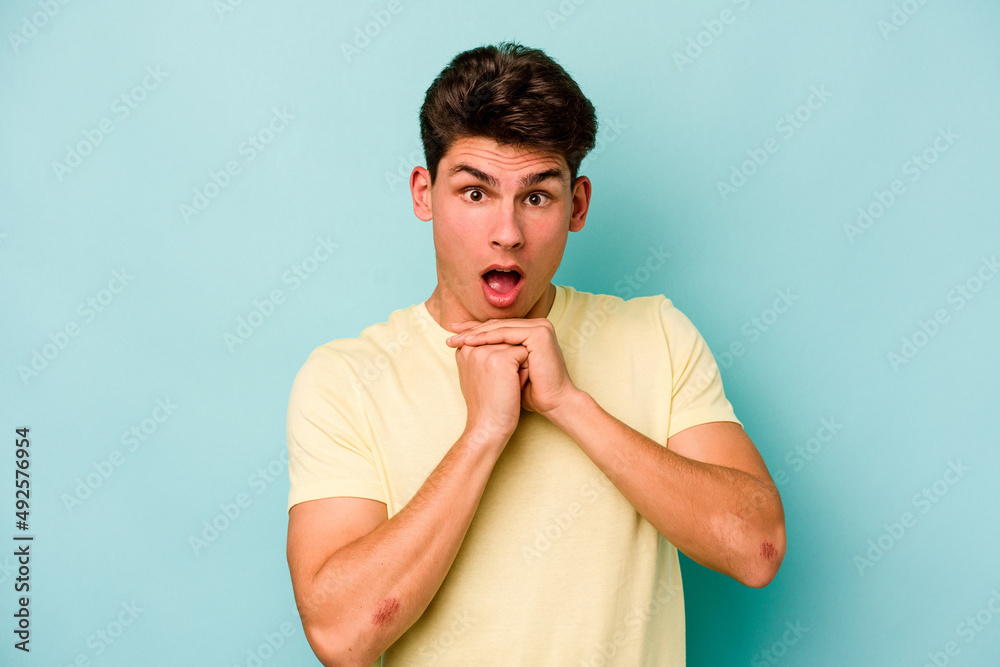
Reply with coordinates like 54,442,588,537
482,268,521,294
480,266,523,307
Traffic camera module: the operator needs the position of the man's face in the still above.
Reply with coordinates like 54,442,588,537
410,135,591,325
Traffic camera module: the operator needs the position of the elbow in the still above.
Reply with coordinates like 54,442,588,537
743,560,781,589
302,621,345,667
741,482,787,588
302,615,379,667
743,521,786,589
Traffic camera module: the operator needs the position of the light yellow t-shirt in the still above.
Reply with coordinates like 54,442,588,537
286,284,742,666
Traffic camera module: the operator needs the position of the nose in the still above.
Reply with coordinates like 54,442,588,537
490,199,524,250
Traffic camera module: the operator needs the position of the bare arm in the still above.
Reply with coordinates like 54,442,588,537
287,423,507,666
287,340,529,666
443,314,786,588
542,389,786,588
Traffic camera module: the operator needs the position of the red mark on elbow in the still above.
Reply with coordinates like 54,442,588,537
371,598,400,627
760,541,777,560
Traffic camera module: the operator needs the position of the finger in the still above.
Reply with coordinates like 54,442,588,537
450,317,549,336
447,326,531,348
446,319,552,346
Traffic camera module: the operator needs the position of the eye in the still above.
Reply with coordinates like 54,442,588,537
462,188,486,203
526,192,550,206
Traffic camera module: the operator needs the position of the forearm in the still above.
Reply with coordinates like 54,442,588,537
543,390,784,587
299,426,505,665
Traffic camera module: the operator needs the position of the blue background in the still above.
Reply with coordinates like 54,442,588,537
2,1,999,665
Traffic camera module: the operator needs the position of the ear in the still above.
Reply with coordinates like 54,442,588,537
568,175,591,233
410,166,433,221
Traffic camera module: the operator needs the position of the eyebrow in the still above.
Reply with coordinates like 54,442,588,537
448,163,566,189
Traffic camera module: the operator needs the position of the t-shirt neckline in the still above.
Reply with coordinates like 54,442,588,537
413,284,570,348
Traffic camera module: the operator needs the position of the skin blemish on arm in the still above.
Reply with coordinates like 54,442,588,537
371,598,400,627
760,541,777,560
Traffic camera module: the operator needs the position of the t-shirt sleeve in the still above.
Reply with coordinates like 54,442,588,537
286,346,386,512
659,297,743,439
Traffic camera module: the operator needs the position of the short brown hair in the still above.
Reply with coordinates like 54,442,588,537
418,42,598,186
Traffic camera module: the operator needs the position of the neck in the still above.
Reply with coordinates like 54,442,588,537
425,282,556,333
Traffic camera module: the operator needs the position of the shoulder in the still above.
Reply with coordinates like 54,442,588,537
555,285,670,353
558,284,665,321
557,285,709,349
557,285,699,322
292,302,426,387
656,296,703,339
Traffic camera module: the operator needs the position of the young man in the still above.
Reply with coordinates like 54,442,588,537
285,42,785,666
